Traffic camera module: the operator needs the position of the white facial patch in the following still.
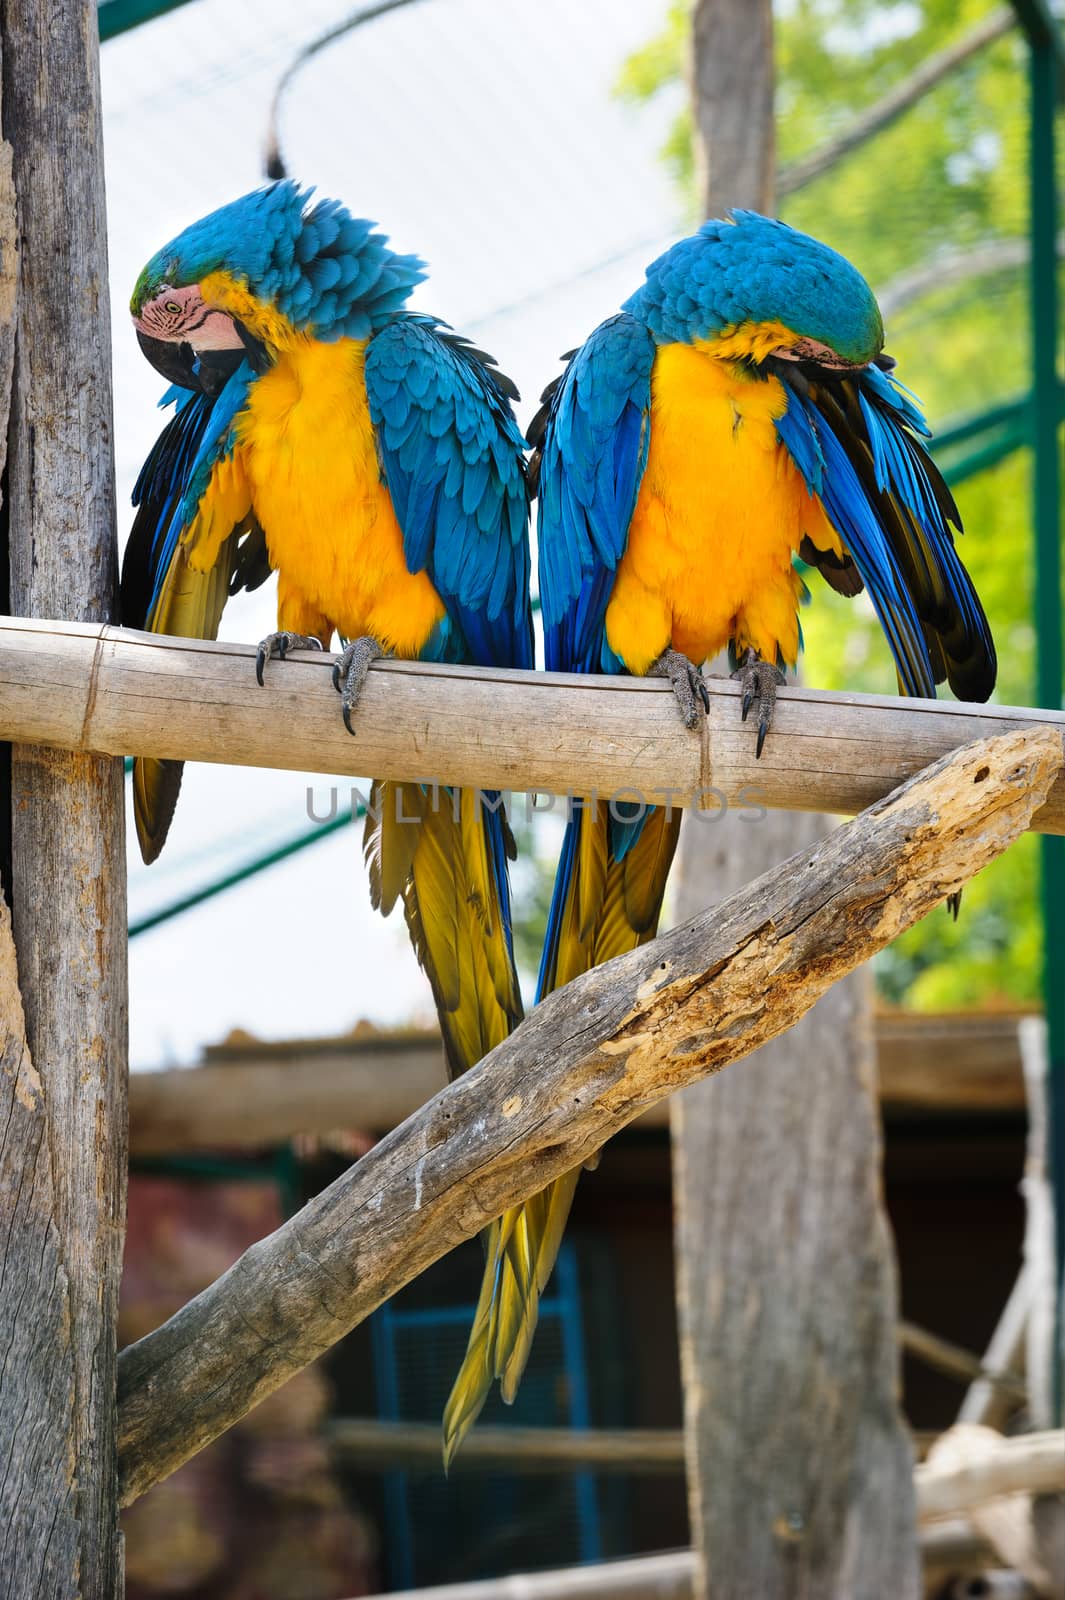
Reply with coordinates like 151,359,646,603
134,283,245,351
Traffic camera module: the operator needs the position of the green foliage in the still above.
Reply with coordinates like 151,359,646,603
617,0,1064,1010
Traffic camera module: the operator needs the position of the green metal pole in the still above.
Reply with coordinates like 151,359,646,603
1027,28,1065,1418
129,806,357,938
98,0,199,41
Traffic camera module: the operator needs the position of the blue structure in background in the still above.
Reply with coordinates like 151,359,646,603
370,1240,601,1590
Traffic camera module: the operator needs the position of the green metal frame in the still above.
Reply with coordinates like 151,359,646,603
97,0,199,41
1012,0,1065,1420
934,383,1065,485
129,807,358,937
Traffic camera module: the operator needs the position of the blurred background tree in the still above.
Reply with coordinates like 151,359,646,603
614,0,1062,1010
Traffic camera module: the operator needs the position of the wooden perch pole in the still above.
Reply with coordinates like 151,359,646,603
115,727,1062,1506
0,617,1063,832
0,6,126,1597
326,1419,686,1474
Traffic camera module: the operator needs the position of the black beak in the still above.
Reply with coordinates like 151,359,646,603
135,325,269,396
136,330,202,391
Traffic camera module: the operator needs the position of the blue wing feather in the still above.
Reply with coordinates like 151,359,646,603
532,314,658,992
365,318,532,672
121,361,259,630
775,364,995,702
127,362,256,625
534,313,656,676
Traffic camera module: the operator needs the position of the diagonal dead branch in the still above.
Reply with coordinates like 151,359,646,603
117,728,1063,1505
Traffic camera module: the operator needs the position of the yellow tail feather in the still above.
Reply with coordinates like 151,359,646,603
369,778,526,1470
443,802,681,1462
132,535,244,863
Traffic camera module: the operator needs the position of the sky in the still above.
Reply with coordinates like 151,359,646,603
101,0,685,1066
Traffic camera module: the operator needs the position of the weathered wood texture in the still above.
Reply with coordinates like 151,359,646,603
672,813,918,1599
126,1009,1032,1155
690,0,775,216
0,45,14,493
114,730,1061,1505
0,5,127,1596
0,899,85,1588
0,618,1063,832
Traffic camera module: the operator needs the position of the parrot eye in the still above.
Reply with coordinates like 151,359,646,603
163,300,181,315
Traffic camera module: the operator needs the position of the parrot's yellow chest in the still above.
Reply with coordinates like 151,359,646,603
605,342,841,676
234,336,445,654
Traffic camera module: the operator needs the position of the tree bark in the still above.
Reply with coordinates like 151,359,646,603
676,6,919,1595
114,729,1060,1506
0,5,127,1596
672,817,920,1598
689,0,775,217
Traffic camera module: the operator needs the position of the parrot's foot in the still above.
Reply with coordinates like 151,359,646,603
649,649,710,730
332,635,385,735
731,649,786,759
255,632,323,686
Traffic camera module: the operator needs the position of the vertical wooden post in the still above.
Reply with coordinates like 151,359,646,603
672,822,918,1596
689,0,775,219
671,4,918,1595
0,4,128,1597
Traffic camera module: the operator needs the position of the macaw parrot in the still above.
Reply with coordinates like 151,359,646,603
442,210,996,1461
122,180,532,1101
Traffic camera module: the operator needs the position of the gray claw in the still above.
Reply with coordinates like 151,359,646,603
333,635,385,735
649,649,709,730
255,631,323,686
731,649,786,759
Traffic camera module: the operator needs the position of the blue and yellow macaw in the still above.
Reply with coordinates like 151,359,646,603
442,210,996,1459
122,180,532,1091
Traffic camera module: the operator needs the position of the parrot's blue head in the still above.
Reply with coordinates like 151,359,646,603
623,211,884,370
131,181,427,384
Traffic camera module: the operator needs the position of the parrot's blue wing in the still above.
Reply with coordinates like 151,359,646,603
775,360,996,702
365,318,532,672
442,312,671,1458
121,360,266,633
364,315,530,1125
120,359,266,864
532,313,656,675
